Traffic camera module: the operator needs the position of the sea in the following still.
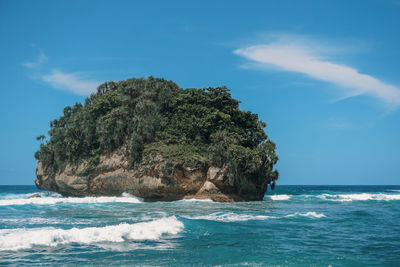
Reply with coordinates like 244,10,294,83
0,185,399,266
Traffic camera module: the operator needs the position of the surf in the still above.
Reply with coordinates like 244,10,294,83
184,211,326,222
317,193,400,202
0,216,183,251
264,194,291,201
0,192,143,206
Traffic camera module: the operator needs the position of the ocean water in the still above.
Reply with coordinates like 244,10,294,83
0,185,399,266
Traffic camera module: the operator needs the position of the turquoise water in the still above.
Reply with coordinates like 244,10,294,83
0,185,399,266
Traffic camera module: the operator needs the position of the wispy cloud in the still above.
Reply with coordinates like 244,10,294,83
42,70,100,95
234,35,400,107
22,46,100,95
22,45,48,69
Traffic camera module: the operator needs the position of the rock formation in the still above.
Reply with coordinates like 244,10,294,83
36,150,269,202
34,77,278,201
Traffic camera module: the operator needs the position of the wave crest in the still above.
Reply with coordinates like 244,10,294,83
0,216,183,251
264,193,400,202
185,211,326,222
318,193,400,202
0,193,142,206
265,194,291,201
186,212,274,222
284,211,326,218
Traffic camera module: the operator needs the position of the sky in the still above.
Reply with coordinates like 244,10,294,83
1,0,399,185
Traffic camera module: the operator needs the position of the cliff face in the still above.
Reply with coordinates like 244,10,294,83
35,151,269,202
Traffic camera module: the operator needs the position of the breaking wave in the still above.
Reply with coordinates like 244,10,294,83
0,216,183,251
185,211,325,222
0,193,142,206
186,212,274,222
264,193,400,202
265,194,291,201
317,193,400,202
284,211,326,218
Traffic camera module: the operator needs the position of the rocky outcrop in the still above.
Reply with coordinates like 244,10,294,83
35,151,270,202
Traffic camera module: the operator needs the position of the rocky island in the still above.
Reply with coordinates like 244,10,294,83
35,77,279,201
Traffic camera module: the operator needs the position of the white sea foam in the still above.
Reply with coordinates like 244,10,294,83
0,217,66,225
284,211,326,218
265,194,291,201
96,241,177,251
186,212,274,222
186,210,326,222
318,193,400,202
0,193,143,206
0,216,183,251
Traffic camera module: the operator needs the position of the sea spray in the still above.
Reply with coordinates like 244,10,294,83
264,193,400,202
184,211,326,222
318,193,400,202
0,216,183,251
264,194,291,200
185,212,275,222
0,193,143,206
284,211,326,218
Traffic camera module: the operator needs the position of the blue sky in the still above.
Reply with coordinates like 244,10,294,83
1,0,399,185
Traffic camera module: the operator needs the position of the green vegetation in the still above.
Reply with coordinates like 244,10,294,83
35,77,278,188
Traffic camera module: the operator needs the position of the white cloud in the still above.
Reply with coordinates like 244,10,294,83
42,70,100,95
22,50,48,69
234,37,400,107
